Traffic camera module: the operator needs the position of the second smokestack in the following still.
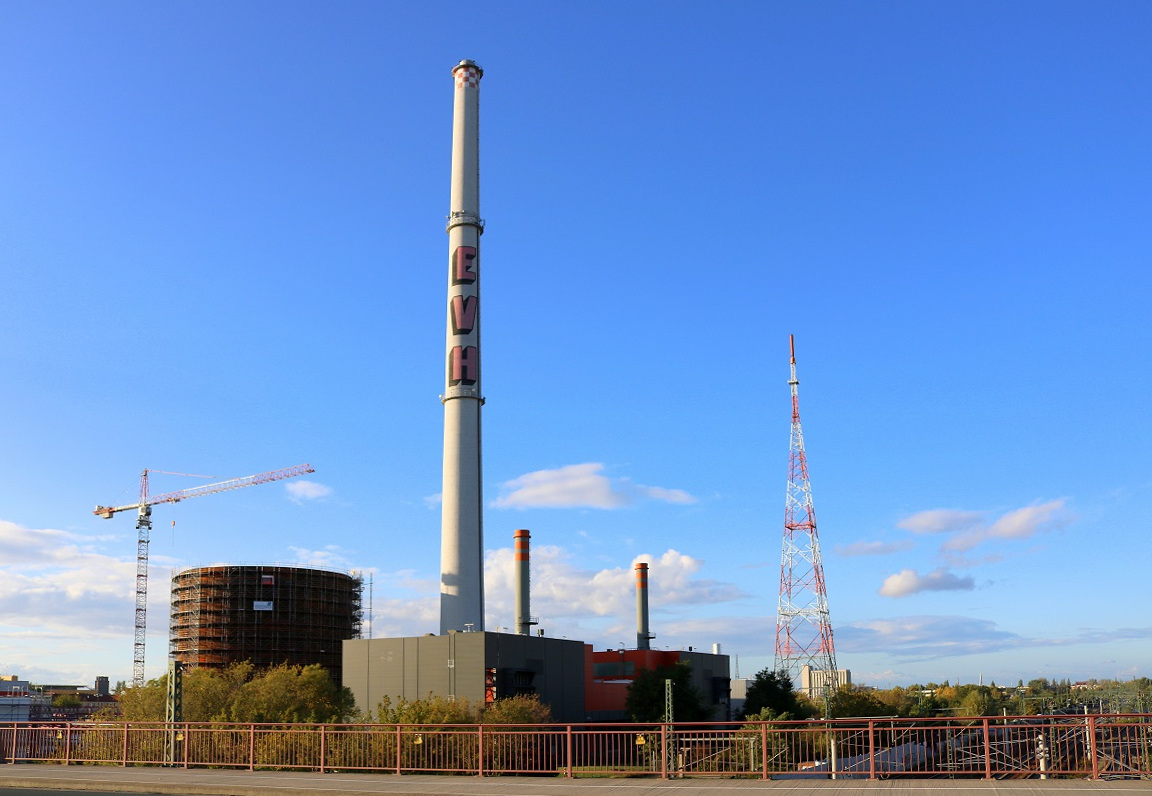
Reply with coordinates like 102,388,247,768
514,529,533,635
635,562,653,650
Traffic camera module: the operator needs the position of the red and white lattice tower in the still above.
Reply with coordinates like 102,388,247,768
774,334,838,684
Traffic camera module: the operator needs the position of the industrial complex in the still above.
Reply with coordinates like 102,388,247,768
337,59,729,720
41,59,847,723
153,59,736,722
343,529,732,721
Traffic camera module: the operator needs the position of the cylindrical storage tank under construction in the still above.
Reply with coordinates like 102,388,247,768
170,565,362,683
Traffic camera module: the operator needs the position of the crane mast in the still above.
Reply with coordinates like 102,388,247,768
96,463,315,688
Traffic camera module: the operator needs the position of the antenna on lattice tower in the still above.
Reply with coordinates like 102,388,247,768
774,334,838,686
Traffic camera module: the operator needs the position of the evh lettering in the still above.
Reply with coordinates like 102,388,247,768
449,345,478,385
452,246,477,285
450,295,477,334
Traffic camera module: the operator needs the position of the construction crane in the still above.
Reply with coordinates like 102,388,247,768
95,463,315,688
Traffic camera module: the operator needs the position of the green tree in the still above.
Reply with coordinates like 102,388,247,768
184,662,255,721
625,662,709,722
112,677,166,721
105,663,353,723
740,668,810,720
907,692,945,718
957,686,1004,717
52,693,82,709
373,693,479,724
229,663,356,723
826,686,888,718
481,694,552,724
935,683,959,706
872,686,916,717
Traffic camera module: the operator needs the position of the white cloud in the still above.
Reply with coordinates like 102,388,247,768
838,615,1152,661
482,545,744,636
287,545,355,570
987,499,1068,540
492,463,696,509
940,527,987,553
897,509,983,534
837,615,1022,658
878,567,975,598
366,596,440,638
494,463,624,509
634,485,696,504
1066,626,1152,645
285,480,333,502
0,520,136,634
835,540,915,557
895,500,1070,553
377,568,439,596
942,499,1068,552
0,518,254,683
352,569,441,638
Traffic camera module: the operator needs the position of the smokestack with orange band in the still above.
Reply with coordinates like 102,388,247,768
636,562,654,650
514,529,534,635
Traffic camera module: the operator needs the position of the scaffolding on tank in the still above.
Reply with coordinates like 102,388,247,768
169,565,362,683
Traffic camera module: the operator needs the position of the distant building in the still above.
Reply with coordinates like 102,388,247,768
0,675,31,694
586,647,730,722
0,675,116,721
0,676,36,722
730,678,750,717
800,665,852,700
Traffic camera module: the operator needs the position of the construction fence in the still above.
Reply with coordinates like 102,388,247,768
3,715,1151,780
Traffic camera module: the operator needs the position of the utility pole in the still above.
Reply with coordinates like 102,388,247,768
774,335,838,687
663,678,677,778
164,659,182,765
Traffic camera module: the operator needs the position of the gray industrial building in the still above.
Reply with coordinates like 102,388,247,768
343,632,588,723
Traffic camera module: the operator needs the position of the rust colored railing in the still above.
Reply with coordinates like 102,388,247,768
3,715,1150,780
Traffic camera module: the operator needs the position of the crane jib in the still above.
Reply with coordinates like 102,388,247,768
93,464,315,516
92,462,316,688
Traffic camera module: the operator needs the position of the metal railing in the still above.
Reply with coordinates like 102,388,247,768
3,714,1150,780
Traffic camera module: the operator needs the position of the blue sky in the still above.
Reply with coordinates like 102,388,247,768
2,2,1150,690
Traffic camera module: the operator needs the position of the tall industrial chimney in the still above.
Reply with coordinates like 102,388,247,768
635,562,653,650
440,59,485,634
514,529,533,635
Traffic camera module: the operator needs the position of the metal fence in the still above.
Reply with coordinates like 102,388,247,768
3,715,1150,780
